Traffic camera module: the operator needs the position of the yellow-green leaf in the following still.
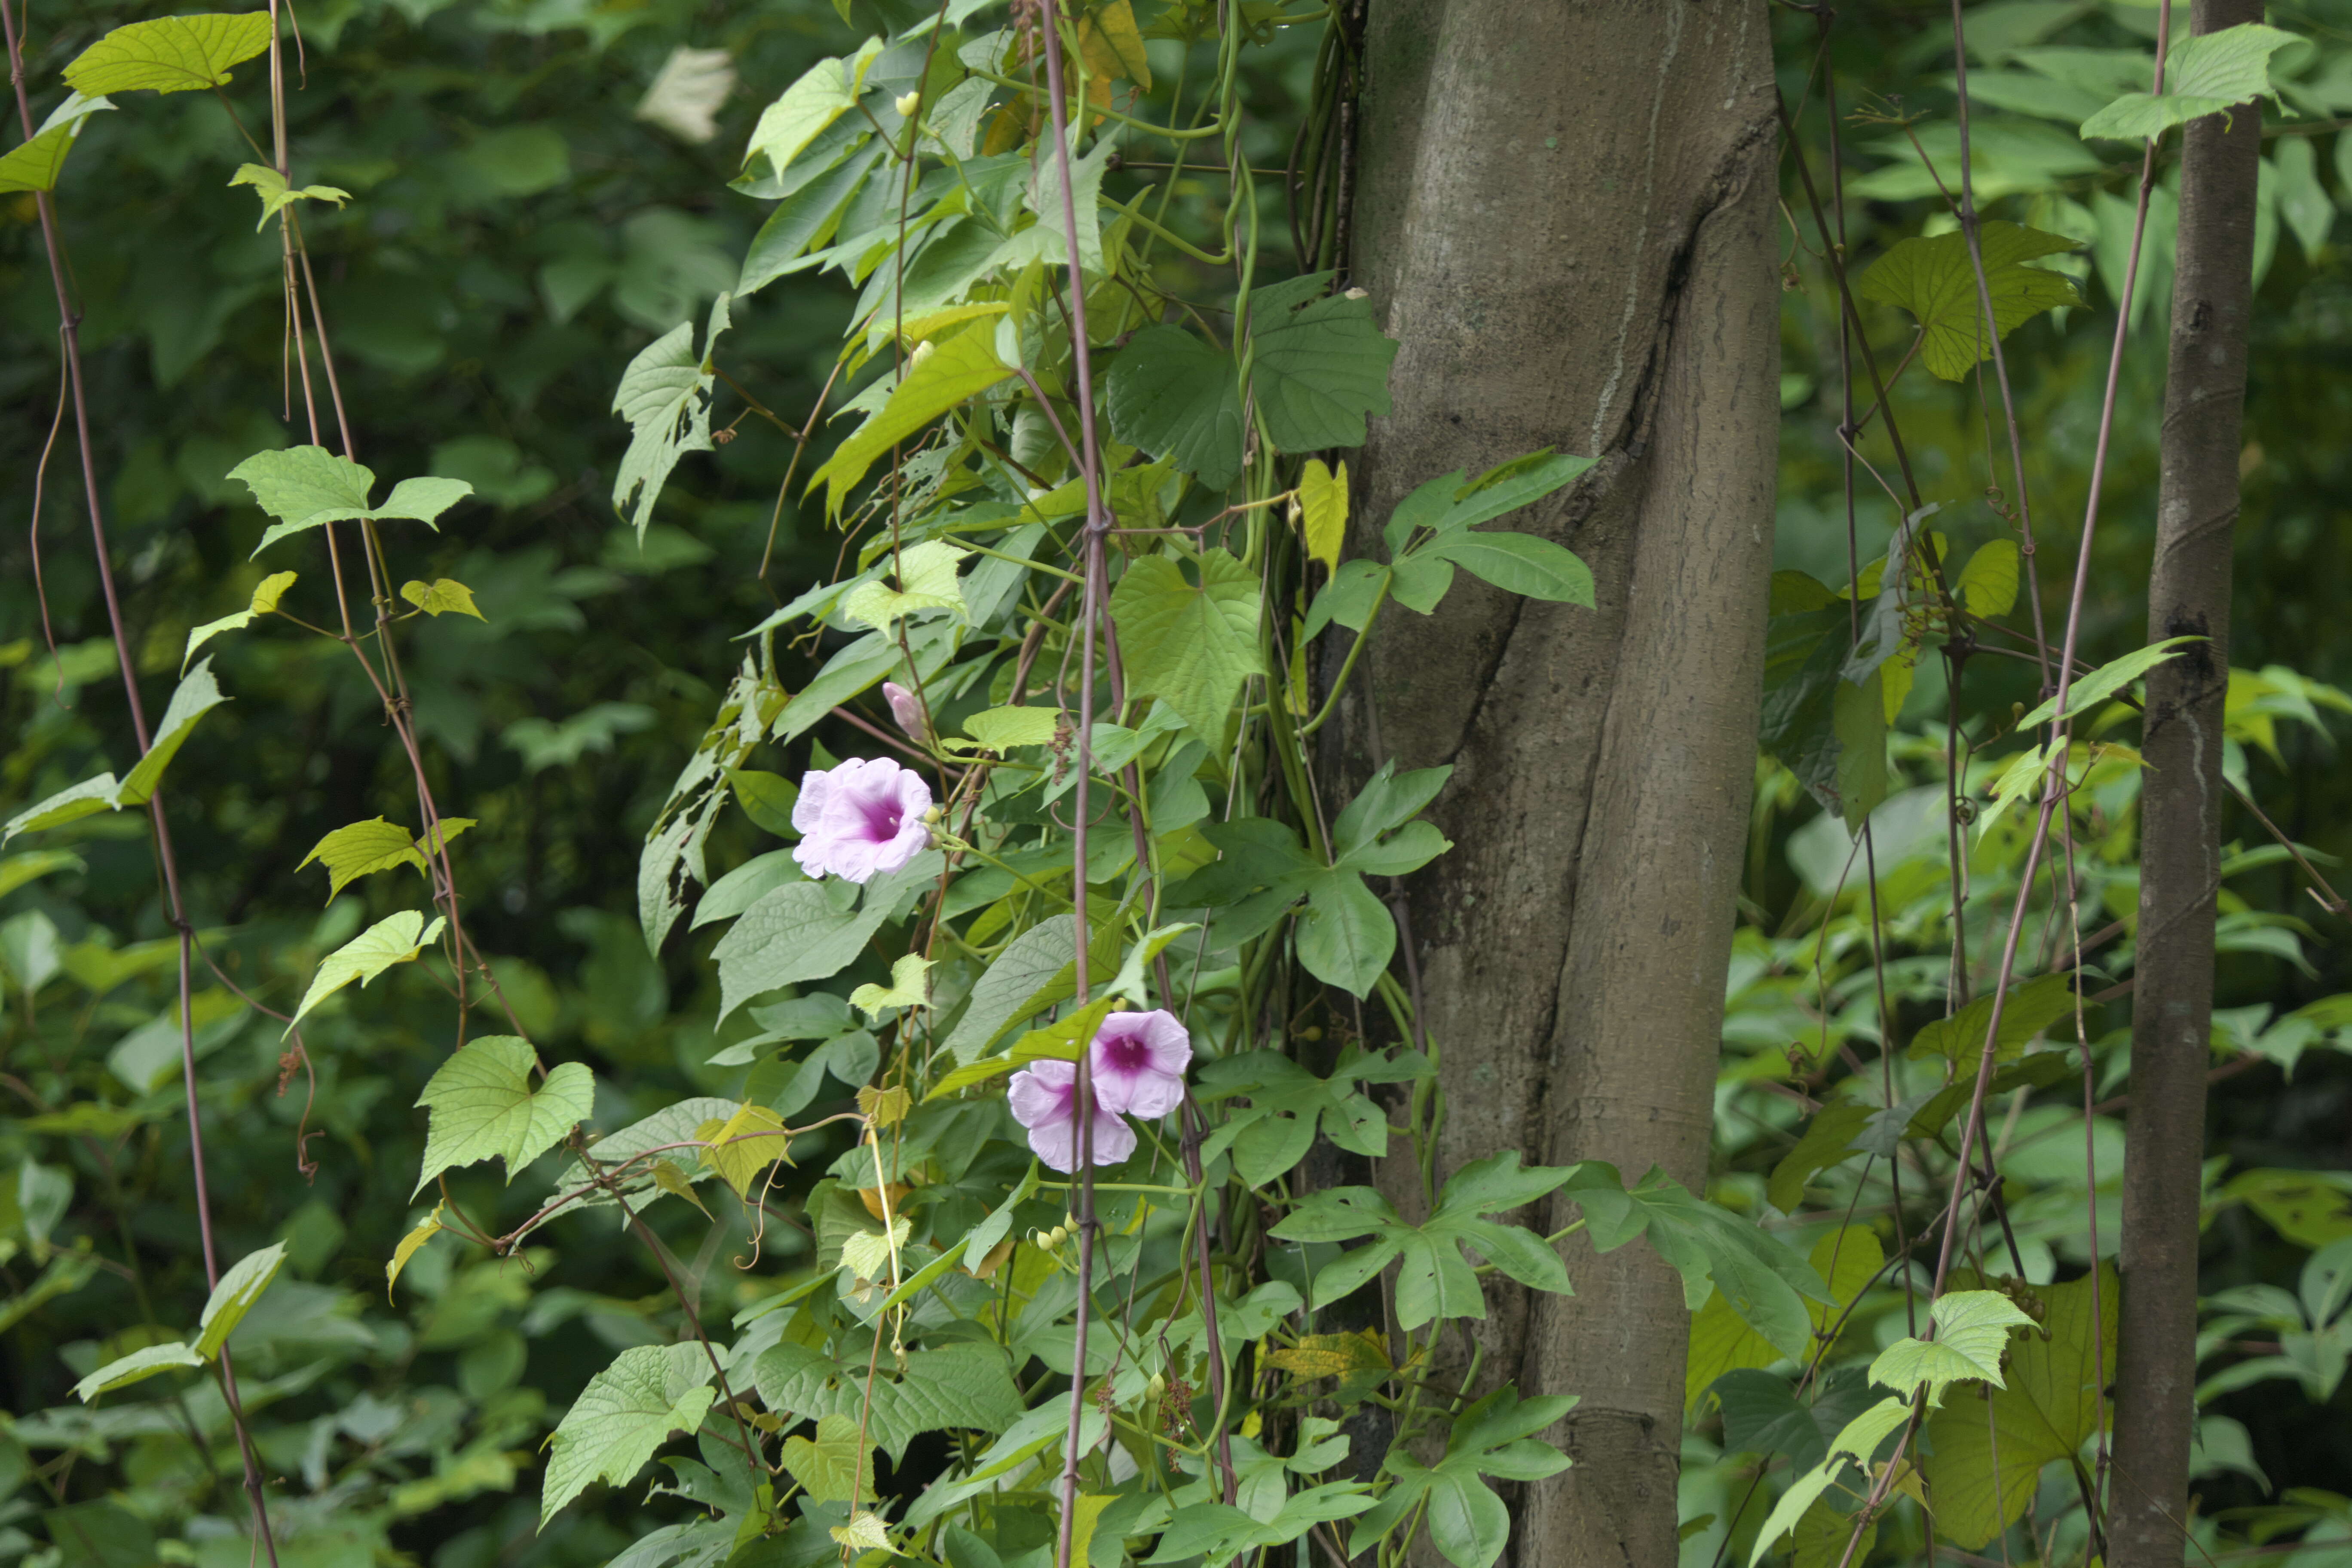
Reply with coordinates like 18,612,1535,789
830,1512,893,1553
1858,222,2082,381
649,1160,714,1220
840,540,968,628
300,817,426,902
286,910,446,1036
71,1341,203,1401
856,1084,913,1129
1078,0,1151,87
228,162,352,230
1957,538,2019,618
400,578,485,619
811,325,1013,513
0,95,110,196
850,954,934,1019
783,1412,877,1504
696,1103,792,1199
962,704,1061,752
386,1205,445,1299
414,1036,595,1193
1298,458,1348,573
118,660,229,807
194,1242,287,1359
182,570,297,671
63,12,274,95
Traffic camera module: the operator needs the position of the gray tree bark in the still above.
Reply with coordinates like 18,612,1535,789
1327,6,1779,1565
2112,2,2263,1564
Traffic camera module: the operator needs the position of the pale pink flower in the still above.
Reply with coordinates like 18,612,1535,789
791,757,932,882
1088,1010,1191,1118
881,681,932,744
1007,1059,1136,1172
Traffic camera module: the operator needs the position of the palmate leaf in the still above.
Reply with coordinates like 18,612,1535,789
285,909,445,1035
1348,1388,1573,1568
413,1035,596,1194
1271,1152,1577,1330
299,817,422,901
62,12,273,95
1109,549,1265,745
611,292,732,538
1858,222,2082,381
542,1344,716,1524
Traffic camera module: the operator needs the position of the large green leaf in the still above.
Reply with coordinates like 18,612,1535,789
1921,1266,2117,1549
1248,280,1399,453
1858,222,2082,381
542,1344,717,1524
2079,23,2299,141
611,292,731,538
1104,325,1245,489
193,1242,286,1359
230,445,473,554
751,1341,1023,1461
413,1035,596,1194
1109,549,1265,744
711,854,940,1022
284,909,446,1035
1295,870,1394,999
62,12,273,95
1908,971,2079,1065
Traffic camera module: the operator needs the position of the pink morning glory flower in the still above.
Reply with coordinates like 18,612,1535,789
790,756,932,883
1088,1009,1192,1119
1008,1059,1136,1172
882,681,932,744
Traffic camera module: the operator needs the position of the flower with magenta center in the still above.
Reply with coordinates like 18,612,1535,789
1088,1009,1191,1119
791,756,932,883
1007,1059,1136,1172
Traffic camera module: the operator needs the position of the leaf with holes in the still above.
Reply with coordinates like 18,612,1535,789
1859,223,2083,381
414,1036,595,1194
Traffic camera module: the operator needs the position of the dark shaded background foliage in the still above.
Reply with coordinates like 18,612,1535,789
0,0,2348,1561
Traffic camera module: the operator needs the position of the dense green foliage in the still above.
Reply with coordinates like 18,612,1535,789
1,1,2350,1567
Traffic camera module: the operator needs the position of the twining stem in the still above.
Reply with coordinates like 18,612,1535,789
0,10,281,1559
1037,8,1113,1566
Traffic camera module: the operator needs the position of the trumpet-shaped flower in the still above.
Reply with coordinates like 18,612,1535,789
1088,1009,1191,1118
791,757,931,883
1007,1060,1136,1172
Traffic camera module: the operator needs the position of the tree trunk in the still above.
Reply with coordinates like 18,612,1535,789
1330,6,1778,1565
2112,2,2263,1563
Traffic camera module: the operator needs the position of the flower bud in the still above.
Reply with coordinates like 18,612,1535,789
1145,1372,1166,1401
882,681,932,744
894,90,922,118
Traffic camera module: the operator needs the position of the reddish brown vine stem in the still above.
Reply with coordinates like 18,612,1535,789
0,9,282,1560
